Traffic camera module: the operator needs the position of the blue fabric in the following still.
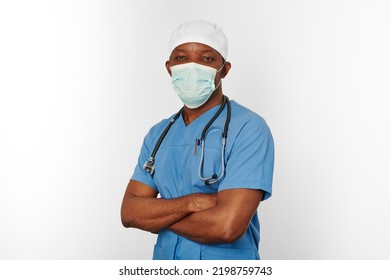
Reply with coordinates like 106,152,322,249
131,100,274,260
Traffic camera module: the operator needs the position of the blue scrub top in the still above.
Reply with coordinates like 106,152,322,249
131,100,274,260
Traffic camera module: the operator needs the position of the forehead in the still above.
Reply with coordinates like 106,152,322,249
171,42,220,55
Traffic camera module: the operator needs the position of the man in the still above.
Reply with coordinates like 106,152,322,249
121,20,274,260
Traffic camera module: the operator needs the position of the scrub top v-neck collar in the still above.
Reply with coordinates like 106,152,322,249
178,103,223,129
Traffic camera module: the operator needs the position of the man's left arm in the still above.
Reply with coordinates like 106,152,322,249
170,116,274,244
168,188,263,244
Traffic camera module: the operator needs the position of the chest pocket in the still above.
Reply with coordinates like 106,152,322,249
191,128,223,193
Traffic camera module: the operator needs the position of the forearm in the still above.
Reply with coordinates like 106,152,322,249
169,206,241,244
121,195,191,232
169,189,263,244
121,193,216,233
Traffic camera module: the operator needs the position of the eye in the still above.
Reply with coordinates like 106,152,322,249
175,56,185,61
203,56,214,62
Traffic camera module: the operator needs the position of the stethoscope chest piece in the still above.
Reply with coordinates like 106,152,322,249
143,157,156,175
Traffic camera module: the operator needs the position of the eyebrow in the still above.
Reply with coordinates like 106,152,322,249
200,49,216,54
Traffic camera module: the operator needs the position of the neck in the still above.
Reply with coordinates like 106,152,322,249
182,92,223,126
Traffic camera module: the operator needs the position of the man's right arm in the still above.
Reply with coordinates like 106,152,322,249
120,179,217,233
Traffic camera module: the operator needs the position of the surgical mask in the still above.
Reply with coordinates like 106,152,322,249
170,62,224,109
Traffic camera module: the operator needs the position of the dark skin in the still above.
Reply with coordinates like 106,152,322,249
121,42,263,244
165,42,231,125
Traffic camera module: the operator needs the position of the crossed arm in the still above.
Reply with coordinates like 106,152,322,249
121,179,263,244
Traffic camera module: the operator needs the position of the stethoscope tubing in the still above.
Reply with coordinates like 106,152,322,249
143,108,182,175
198,95,231,184
143,95,231,185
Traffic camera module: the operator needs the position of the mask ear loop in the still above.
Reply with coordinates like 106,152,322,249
216,62,226,79
214,62,226,90
216,61,226,73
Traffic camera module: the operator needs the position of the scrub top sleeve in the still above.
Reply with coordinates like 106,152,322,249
219,117,274,200
130,133,158,191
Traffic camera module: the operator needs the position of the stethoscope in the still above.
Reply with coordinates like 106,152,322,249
143,95,231,185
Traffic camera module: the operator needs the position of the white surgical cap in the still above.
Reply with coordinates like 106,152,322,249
168,20,228,60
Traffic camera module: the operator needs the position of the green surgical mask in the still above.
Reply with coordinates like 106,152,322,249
171,62,224,109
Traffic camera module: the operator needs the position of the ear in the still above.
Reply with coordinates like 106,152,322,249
165,60,172,76
221,61,231,78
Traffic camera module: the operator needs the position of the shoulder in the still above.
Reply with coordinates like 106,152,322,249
141,112,179,150
146,113,177,138
229,100,270,133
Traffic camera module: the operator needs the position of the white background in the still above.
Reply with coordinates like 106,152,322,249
0,0,389,259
